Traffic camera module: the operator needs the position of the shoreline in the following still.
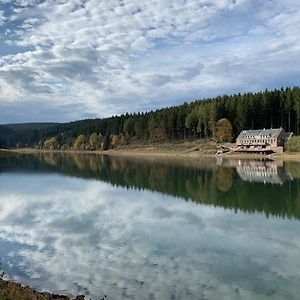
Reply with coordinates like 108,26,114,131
2,146,300,161
0,278,85,300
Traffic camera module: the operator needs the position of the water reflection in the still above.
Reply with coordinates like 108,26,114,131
0,154,300,299
0,153,300,220
217,158,291,185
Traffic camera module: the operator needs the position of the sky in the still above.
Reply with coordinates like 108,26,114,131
0,0,300,123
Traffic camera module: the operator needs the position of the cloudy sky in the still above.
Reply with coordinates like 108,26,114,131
0,0,300,123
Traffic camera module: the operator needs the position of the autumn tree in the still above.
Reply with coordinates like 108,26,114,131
43,137,58,150
110,134,121,148
73,134,86,150
214,118,233,143
89,133,103,150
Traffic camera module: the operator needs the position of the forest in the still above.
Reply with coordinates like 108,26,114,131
0,86,299,150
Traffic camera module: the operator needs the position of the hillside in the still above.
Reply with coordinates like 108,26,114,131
1,86,299,150
0,123,59,148
3,122,60,132
0,125,14,138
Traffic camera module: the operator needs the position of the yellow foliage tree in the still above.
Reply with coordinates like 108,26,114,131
89,133,103,150
43,137,58,150
214,118,233,143
73,135,86,150
110,134,120,148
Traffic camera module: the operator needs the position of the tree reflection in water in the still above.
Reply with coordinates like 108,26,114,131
0,153,299,220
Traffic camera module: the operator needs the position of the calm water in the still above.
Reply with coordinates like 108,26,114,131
0,153,300,300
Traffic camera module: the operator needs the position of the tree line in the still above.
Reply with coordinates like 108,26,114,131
1,86,300,150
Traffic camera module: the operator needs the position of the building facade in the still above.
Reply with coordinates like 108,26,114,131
236,128,291,154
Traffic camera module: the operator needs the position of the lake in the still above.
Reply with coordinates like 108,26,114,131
0,153,300,299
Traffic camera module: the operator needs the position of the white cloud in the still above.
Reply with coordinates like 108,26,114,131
0,0,300,122
0,10,5,25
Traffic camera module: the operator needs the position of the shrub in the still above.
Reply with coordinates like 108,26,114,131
286,136,300,152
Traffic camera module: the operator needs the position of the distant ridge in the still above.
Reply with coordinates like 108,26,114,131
0,123,60,148
2,123,60,132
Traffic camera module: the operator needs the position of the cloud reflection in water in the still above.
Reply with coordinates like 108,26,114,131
0,171,300,299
